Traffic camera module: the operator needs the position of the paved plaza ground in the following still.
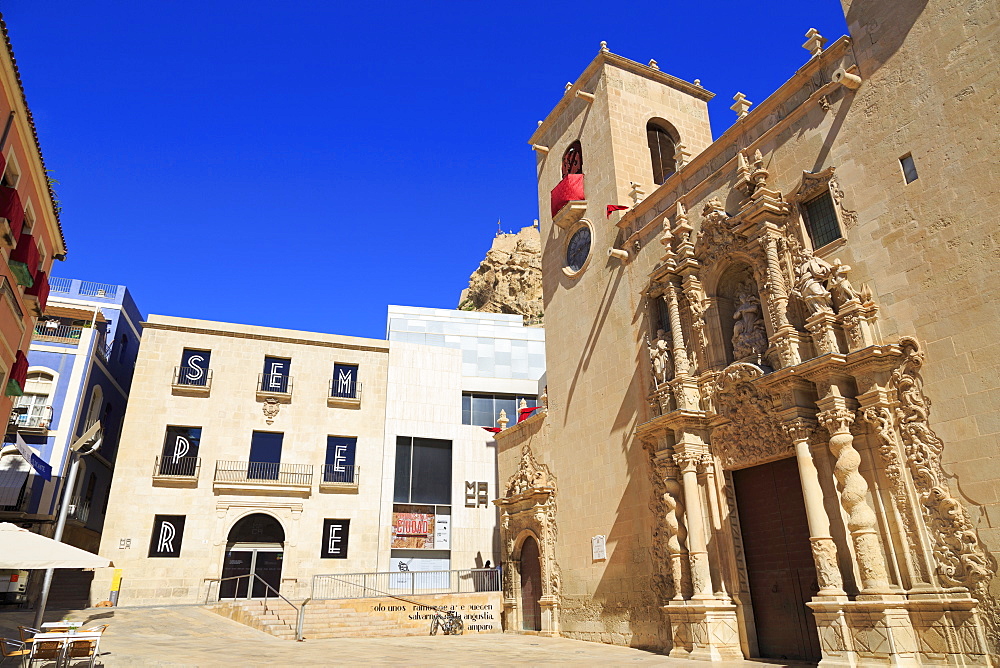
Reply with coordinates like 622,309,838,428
0,605,798,666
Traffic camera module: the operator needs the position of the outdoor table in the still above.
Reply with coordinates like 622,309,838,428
31,631,102,667
41,621,84,630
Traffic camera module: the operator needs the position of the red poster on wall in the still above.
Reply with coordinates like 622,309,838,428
391,511,435,549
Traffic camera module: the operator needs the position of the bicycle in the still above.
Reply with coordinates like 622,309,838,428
429,608,464,636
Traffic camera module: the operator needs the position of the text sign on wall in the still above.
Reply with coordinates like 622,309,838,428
148,515,186,558
464,481,489,507
325,437,356,483
592,535,607,561
179,349,211,385
262,356,291,392
320,519,350,559
332,363,358,398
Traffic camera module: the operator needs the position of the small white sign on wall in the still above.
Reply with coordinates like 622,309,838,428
592,535,607,561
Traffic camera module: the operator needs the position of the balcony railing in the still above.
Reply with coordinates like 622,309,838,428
214,460,313,490
33,323,83,345
48,276,73,293
327,380,361,407
154,456,201,479
173,366,213,394
320,464,359,490
66,496,90,524
329,380,361,400
257,373,293,398
8,406,52,431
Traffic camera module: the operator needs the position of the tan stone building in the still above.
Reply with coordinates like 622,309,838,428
495,0,1000,665
93,308,543,606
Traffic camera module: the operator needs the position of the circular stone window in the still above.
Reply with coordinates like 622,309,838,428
565,225,592,275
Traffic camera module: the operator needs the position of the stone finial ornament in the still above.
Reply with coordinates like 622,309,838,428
497,409,509,430
629,182,647,206
731,93,752,119
673,143,691,169
599,41,609,52
648,59,659,70
802,28,827,57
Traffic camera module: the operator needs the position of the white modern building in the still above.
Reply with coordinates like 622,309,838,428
91,307,544,606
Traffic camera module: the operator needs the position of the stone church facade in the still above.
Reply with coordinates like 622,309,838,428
495,0,1000,665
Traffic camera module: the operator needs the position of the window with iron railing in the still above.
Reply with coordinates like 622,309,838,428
176,349,211,386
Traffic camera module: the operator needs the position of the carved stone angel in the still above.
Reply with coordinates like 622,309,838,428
646,329,673,386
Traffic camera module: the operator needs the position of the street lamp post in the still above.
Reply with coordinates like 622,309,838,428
32,422,102,629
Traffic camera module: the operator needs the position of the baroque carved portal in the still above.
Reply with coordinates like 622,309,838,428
635,155,996,662
495,444,561,636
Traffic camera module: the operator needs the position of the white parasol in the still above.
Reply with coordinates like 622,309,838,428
0,522,112,569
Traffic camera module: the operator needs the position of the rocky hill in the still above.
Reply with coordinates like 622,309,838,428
458,225,543,322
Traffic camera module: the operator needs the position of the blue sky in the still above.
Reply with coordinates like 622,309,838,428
3,2,848,340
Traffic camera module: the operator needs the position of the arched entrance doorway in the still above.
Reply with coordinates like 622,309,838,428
219,513,285,599
519,536,542,631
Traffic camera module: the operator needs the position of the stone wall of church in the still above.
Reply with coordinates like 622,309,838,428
509,0,1000,659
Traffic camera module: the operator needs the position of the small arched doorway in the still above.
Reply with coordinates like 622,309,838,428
519,536,542,631
219,513,285,599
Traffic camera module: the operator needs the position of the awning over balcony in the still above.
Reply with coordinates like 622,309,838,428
5,350,28,396
25,269,49,313
0,185,24,245
8,233,39,286
550,173,585,217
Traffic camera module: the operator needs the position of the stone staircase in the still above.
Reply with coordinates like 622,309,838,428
206,592,502,640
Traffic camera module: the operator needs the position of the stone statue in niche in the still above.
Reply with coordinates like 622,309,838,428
732,280,768,362
646,329,673,386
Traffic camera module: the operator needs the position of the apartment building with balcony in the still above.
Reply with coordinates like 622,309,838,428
91,308,544,606
0,16,68,429
1,278,143,554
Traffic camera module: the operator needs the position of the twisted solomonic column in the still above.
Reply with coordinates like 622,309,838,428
817,408,891,593
662,279,690,376
782,419,844,595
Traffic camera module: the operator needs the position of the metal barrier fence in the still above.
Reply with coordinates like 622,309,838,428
312,569,500,600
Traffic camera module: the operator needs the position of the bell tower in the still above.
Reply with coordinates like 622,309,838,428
529,43,713,244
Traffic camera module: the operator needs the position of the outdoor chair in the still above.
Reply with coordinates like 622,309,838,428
0,638,29,667
65,639,98,668
26,640,61,667
16,627,39,644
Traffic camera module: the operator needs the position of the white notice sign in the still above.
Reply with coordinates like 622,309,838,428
435,512,450,549
592,535,607,561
